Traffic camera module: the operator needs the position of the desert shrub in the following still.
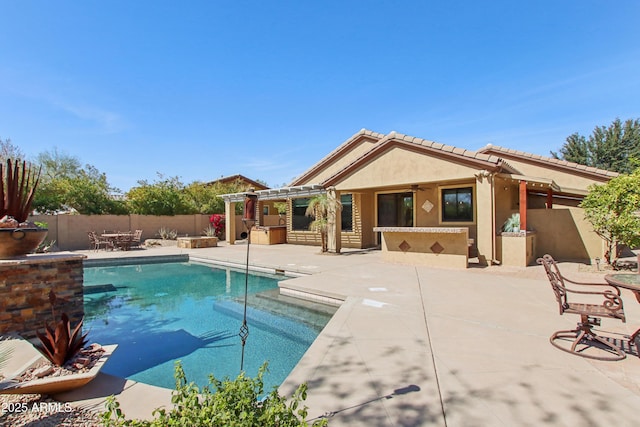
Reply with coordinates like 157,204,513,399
101,362,327,426
157,227,178,240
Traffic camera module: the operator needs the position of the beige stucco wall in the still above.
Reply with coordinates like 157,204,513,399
30,214,213,251
297,137,379,185
496,232,537,266
528,207,603,262
379,228,469,268
334,146,483,190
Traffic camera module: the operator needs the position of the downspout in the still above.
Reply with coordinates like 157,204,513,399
490,172,499,265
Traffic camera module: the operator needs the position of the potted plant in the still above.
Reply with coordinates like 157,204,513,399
0,158,48,258
501,213,521,233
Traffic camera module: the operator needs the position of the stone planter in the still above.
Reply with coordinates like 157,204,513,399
176,236,218,249
0,228,48,259
0,340,117,395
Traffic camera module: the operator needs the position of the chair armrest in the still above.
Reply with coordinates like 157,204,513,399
562,276,622,295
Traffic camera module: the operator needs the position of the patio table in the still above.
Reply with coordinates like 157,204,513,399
605,273,640,346
101,232,133,251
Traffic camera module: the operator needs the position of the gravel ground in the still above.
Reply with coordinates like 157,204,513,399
0,393,103,427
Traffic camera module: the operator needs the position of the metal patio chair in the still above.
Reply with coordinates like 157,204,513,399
130,229,143,248
537,254,627,361
87,231,113,251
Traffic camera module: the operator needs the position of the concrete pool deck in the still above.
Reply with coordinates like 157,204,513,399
53,243,640,425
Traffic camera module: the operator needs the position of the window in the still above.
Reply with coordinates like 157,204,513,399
341,194,353,232
441,187,473,222
292,198,312,230
263,205,269,215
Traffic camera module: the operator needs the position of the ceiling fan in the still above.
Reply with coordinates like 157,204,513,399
401,184,430,192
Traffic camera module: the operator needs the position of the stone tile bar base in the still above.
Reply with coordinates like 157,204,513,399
0,253,86,338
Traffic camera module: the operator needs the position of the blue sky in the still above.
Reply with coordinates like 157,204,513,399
1,1,639,192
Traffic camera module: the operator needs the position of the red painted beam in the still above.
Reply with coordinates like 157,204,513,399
519,180,527,231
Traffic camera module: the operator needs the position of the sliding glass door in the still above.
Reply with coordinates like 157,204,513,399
377,192,414,227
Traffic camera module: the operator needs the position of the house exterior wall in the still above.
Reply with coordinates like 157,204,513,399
528,207,604,261
333,146,482,190
297,137,379,185
281,131,613,264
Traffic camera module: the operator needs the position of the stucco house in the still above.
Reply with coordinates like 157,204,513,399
222,129,616,267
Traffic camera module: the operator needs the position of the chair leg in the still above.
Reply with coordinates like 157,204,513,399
550,315,626,361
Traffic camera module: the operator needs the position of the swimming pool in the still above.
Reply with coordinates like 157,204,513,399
83,261,337,391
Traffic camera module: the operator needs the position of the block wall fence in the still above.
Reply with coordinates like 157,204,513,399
29,214,285,251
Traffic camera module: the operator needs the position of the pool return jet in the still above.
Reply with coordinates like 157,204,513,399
239,189,258,371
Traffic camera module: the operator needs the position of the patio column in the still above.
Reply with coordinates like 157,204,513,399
327,186,341,254
519,180,527,231
475,172,493,266
546,189,553,209
225,200,236,245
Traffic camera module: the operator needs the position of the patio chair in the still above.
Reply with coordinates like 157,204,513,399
537,254,627,361
87,231,113,251
115,233,133,251
130,229,143,248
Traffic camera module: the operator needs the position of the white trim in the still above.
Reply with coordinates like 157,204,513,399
219,184,326,202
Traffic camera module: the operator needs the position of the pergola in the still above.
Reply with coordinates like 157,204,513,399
219,184,328,245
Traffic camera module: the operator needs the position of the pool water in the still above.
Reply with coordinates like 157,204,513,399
83,262,336,391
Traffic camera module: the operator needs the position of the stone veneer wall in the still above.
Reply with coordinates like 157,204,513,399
0,253,85,339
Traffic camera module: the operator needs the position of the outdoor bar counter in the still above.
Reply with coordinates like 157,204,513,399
250,225,287,245
373,226,470,268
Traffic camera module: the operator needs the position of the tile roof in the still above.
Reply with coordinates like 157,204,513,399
478,144,619,178
293,129,618,189
321,130,504,186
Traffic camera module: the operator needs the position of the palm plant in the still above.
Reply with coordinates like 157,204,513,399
305,194,342,253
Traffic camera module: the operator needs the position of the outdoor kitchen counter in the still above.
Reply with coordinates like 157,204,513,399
251,225,287,245
373,226,470,268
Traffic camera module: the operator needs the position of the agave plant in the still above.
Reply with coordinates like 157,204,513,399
35,291,88,367
501,213,521,233
0,158,41,223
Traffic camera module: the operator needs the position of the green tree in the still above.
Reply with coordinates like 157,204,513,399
552,118,640,173
183,180,248,214
35,148,82,181
126,174,194,215
184,178,261,215
0,137,25,162
61,166,128,214
32,149,125,214
580,168,640,265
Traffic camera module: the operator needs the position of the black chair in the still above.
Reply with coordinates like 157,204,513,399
537,254,627,361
